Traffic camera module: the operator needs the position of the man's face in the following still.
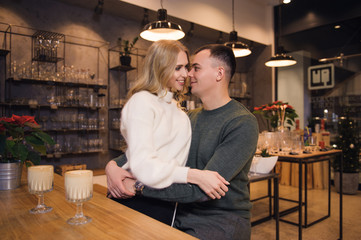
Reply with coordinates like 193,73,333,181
188,50,218,98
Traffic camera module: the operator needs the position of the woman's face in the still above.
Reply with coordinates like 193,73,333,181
167,51,189,91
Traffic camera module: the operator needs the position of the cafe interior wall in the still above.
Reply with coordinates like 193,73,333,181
0,0,273,169
275,0,361,184
276,0,361,133
277,50,312,131
119,0,275,46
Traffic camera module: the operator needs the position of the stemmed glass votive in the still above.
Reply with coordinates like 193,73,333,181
65,170,93,225
28,165,54,214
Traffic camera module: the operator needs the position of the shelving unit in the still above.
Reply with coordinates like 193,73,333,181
0,25,108,167
107,45,144,157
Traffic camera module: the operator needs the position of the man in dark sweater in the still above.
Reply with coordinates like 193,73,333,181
106,44,259,240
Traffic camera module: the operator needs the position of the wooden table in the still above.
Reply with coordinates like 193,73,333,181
275,149,343,240
0,173,197,240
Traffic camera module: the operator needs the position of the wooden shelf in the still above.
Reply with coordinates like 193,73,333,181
109,65,136,72
6,78,107,89
1,102,103,110
32,57,64,63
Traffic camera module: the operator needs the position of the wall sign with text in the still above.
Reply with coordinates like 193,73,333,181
308,63,334,90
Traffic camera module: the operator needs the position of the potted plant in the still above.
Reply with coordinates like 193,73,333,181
332,116,360,194
119,37,138,67
0,115,55,190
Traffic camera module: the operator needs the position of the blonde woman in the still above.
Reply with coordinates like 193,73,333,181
106,40,229,225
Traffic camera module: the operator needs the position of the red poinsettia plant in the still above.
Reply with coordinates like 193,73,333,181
0,115,55,166
253,100,298,130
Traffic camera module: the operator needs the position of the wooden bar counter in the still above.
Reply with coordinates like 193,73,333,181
0,172,197,240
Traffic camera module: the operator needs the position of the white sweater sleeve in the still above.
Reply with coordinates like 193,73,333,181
121,92,189,189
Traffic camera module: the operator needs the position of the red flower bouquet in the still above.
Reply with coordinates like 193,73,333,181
253,100,298,130
0,115,55,165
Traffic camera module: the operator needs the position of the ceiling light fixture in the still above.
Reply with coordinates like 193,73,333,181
94,0,104,15
265,53,297,67
224,0,251,57
265,4,297,67
140,0,185,41
141,8,150,28
216,31,224,44
187,22,194,38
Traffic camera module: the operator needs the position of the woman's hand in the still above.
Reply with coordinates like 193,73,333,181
123,178,136,196
105,160,136,199
187,169,230,199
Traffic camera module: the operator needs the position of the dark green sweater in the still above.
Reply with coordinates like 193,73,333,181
114,99,259,219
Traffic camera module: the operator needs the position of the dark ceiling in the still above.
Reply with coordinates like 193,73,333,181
276,0,361,67
55,0,361,71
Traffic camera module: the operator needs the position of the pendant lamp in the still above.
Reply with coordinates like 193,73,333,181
140,1,185,42
265,53,296,67
265,4,297,67
225,31,251,57
224,0,251,57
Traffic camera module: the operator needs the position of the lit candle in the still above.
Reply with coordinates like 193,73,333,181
65,170,93,202
28,165,54,193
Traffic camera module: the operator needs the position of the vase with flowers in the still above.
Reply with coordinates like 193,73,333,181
253,100,298,132
0,115,55,190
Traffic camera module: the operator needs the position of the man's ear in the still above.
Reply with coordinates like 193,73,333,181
216,67,225,82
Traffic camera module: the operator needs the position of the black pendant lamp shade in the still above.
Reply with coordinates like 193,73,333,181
224,0,251,57
265,4,297,67
225,31,251,57
140,9,185,41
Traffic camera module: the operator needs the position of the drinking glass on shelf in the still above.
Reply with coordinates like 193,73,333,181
98,117,105,130
81,138,88,152
256,133,265,152
28,165,54,214
40,116,49,130
98,139,103,151
57,113,65,129
64,170,93,225
88,139,95,151
263,132,279,154
71,114,78,129
291,138,304,154
309,135,318,152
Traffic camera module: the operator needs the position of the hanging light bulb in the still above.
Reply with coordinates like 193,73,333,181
140,1,185,42
224,0,251,57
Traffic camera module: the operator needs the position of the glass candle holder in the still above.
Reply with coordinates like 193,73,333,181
64,170,93,225
28,165,54,214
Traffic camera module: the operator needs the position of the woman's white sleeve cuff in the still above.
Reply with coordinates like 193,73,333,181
173,166,190,184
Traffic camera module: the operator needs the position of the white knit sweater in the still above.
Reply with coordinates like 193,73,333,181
121,90,191,188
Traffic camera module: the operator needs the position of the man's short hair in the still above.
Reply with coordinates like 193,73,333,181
195,44,236,80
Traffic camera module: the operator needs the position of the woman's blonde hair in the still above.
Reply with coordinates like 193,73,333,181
127,40,189,105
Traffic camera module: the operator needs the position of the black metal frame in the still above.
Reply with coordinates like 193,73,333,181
0,23,109,159
249,172,279,240
277,150,343,240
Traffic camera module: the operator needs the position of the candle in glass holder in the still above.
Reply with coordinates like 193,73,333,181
28,165,54,193
65,170,93,202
